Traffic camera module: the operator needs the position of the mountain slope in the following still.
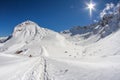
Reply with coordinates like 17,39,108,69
0,2,120,80
0,20,80,58
61,3,120,45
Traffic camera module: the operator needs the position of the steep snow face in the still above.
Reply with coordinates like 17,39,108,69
61,3,120,45
1,21,48,47
12,21,47,42
83,29,120,57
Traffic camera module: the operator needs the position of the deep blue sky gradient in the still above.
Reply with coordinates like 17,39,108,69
0,0,119,36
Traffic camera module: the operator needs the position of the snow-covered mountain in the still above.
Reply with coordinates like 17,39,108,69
1,2,120,80
0,21,71,57
61,3,120,45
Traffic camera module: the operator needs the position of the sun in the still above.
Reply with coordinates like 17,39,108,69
86,0,96,17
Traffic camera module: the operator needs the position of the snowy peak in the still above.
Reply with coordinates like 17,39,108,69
13,20,38,37
11,20,49,43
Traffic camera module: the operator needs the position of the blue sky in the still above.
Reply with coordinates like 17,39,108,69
0,0,119,36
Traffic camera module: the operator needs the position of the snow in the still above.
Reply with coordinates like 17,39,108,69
0,54,42,80
45,56,120,80
0,2,120,80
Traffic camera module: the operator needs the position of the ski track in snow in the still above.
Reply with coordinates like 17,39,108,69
1,52,120,80
0,53,49,80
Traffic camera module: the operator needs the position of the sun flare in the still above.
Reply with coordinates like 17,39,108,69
86,0,96,17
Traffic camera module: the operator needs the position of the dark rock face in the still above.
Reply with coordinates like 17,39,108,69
0,35,12,43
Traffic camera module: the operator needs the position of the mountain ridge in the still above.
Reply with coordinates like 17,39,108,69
61,2,120,45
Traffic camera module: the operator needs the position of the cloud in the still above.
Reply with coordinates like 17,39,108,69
100,3,115,18
106,3,114,10
94,20,98,23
